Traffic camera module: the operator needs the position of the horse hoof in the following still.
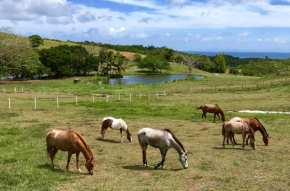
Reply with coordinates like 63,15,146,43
120,141,123,143
78,168,82,172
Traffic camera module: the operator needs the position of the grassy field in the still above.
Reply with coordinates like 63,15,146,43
0,69,290,190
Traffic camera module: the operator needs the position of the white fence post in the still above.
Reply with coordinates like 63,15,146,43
35,97,37,109
157,94,159,99
8,98,11,110
3,88,5,94
14,87,17,93
106,94,108,102
76,95,78,105
57,97,59,108
93,95,95,103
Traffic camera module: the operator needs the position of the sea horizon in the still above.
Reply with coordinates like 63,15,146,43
183,51,290,59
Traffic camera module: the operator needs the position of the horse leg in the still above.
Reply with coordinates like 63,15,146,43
154,149,168,169
142,144,148,167
47,147,55,168
120,129,123,143
217,113,221,121
242,134,246,149
101,125,109,139
245,134,250,145
76,152,81,172
214,113,216,123
223,134,227,148
66,151,72,170
229,133,236,148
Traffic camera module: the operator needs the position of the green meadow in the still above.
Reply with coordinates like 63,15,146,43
0,67,290,190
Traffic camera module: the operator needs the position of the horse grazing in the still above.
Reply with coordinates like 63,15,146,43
196,104,225,123
101,117,132,143
137,128,188,169
222,121,256,150
46,130,95,175
229,117,269,146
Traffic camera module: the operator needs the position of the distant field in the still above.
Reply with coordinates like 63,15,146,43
0,72,290,190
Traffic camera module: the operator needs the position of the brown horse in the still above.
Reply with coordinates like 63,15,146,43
46,130,96,175
196,104,225,122
229,117,269,146
222,121,256,150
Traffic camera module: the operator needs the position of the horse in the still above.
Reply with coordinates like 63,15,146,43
196,104,225,123
137,128,188,169
222,121,256,150
229,117,269,146
101,117,132,143
46,130,96,175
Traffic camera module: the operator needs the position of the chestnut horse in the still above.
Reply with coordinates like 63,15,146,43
196,104,225,122
222,121,256,150
138,128,188,169
46,130,95,175
101,117,132,143
229,117,269,146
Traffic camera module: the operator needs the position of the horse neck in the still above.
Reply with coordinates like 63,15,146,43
74,133,93,160
170,136,185,155
255,118,268,137
218,108,226,122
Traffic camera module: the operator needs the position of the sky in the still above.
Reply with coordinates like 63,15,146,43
1,0,290,52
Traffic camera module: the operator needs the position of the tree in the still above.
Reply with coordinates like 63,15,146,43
138,55,171,73
214,53,227,73
174,55,183,65
28,34,44,48
133,53,142,63
182,53,199,73
0,28,44,79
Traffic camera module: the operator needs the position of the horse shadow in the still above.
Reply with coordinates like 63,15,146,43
122,165,183,171
213,146,254,151
96,138,120,144
37,164,87,175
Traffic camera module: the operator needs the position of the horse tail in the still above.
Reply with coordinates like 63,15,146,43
254,118,268,135
222,123,225,136
196,106,202,110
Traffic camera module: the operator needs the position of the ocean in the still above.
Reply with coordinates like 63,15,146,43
185,51,290,59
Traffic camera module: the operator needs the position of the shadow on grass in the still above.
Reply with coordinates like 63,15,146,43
122,165,184,171
37,164,88,175
213,146,255,151
96,138,121,144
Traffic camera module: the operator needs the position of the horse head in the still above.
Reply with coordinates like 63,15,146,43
263,133,270,146
127,132,132,143
85,157,95,175
179,151,188,169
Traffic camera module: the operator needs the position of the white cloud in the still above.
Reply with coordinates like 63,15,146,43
237,31,250,37
256,38,262,42
170,0,189,5
77,11,96,23
202,36,223,41
134,32,148,38
165,32,170,37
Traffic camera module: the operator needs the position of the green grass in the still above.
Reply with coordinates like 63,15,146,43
1,70,290,190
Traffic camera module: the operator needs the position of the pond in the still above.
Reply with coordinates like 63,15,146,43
98,74,204,85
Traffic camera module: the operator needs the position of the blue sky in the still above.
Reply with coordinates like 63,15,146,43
1,0,290,52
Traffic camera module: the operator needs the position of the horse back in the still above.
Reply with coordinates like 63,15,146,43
138,128,170,148
46,130,80,152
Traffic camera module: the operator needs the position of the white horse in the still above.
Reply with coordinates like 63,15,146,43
101,117,132,143
137,128,188,169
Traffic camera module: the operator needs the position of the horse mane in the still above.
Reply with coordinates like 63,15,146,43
164,129,185,152
254,118,268,135
73,131,94,157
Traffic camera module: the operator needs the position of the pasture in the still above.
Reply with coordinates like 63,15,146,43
0,72,290,190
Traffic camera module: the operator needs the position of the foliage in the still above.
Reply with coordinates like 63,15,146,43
38,45,98,76
28,34,44,48
151,46,174,61
132,53,142,63
214,53,227,73
0,28,45,79
138,55,171,72
98,48,128,76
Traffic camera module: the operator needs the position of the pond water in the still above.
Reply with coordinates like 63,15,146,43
99,74,204,85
